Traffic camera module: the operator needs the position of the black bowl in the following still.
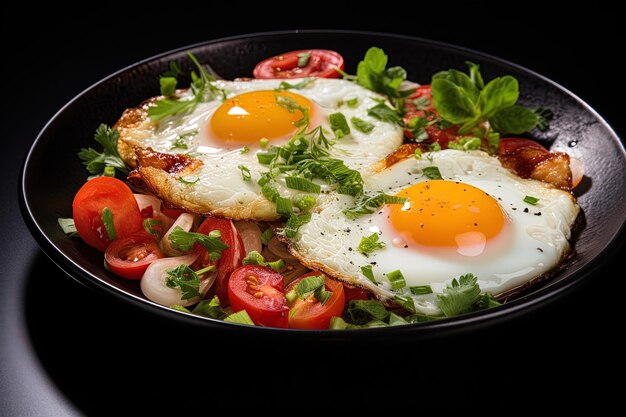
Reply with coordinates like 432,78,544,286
19,30,626,339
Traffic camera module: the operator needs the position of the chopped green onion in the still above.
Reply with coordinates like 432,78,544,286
58,218,78,237
329,112,351,138
240,146,250,154
101,207,116,240
387,270,406,290
261,228,274,245
224,310,255,325
357,233,386,255
178,177,200,186
103,166,116,177
346,97,359,108
524,195,540,205
260,138,269,149
409,285,433,295
360,265,378,285
242,251,285,272
292,194,317,210
238,165,251,182
297,51,311,67
275,196,293,217
285,176,321,193
423,166,443,180
351,117,375,134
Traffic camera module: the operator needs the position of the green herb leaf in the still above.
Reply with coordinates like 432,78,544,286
437,273,481,317
360,265,378,285
275,94,309,129
285,176,321,193
143,218,162,239
243,250,285,272
147,97,197,121
367,103,403,126
101,207,116,241
533,107,554,131
329,112,350,138
240,146,250,154
478,293,501,309
523,195,540,205
343,192,406,219
409,285,433,295
490,105,538,135
224,310,255,325
238,165,251,182
477,76,519,120
168,226,229,262
292,194,317,210
347,299,389,324
169,131,197,150
428,142,442,152
351,117,375,134
77,124,128,177
388,312,409,326
171,305,191,313
423,166,443,180
406,117,430,142
261,228,274,245
159,76,177,96
465,61,485,90
276,78,313,91
165,264,202,300
293,274,332,304
178,177,199,186
356,47,413,98
192,295,228,319
58,218,78,237
346,97,359,108
280,213,312,238
357,233,386,255
386,270,406,290
297,51,311,67
447,136,481,151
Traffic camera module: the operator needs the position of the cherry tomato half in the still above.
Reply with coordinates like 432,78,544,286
105,230,165,280
253,49,344,79
193,217,245,304
228,265,289,328
72,177,143,252
286,271,345,330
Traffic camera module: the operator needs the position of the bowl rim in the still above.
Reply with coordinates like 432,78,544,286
19,29,626,338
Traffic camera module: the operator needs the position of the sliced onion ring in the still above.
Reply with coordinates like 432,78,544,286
160,213,196,257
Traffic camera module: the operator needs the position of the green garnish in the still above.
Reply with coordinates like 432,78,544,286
409,285,433,295
103,166,115,177
347,299,390,323
292,194,317,210
360,265,378,285
148,53,225,121
280,213,312,238
406,117,430,142
357,233,386,255
285,176,321,193
533,107,554,131
431,61,546,135
297,51,311,67
224,310,255,325
178,177,200,186
166,264,214,300
275,94,309,129
78,124,129,178
351,117,375,134
422,166,443,180
276,78,313,91
343,192,406,219
158,60,182,96
428,142,442,152
192,295,228,320
346,97,359,108
367,103,403,126
287,274,332,305
261,228,274,245
143,218,162,239
329,112,350,138
275,196,293,218
478,293,502,309
414,148,423,159
386,270,406,290
356,47,413,99
447,136,481,151
170,131,197,150
259,138,269,149
240,146,250,154
238,165,251,182
101,207,116,241
242,251,285,272
58,218,78,237
436,273,481,317
168,226,229,262
524,195,540,205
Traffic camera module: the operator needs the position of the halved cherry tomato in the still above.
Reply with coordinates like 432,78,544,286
72,177,143,252
286,271,345,330
228,265,289,328
105,230,165,280
193,217,245,304
253,49,344,79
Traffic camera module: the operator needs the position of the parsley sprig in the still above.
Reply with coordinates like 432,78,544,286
165,264,214,300
78,124,128,178
167,226,229,263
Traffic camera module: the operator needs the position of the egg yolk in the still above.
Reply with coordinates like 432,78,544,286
209,90,314,145
388,181,505,252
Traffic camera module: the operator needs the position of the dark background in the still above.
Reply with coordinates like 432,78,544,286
2,4,624,414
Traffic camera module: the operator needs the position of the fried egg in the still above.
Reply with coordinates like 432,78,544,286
116,78,403,220
288,149,579,311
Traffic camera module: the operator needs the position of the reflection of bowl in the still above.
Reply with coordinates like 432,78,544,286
19,31,626,338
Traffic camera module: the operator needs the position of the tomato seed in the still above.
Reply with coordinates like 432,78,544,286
254,291,264,298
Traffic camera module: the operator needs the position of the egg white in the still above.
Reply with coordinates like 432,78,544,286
288,150,579,308
120,78,403,220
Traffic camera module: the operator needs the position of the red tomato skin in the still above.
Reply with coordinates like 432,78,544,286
193,218,245,304
253,49,344,79
228,265,289,328
286,272,346,330
343,286,369,303
72,177,143,252
105,230,164,280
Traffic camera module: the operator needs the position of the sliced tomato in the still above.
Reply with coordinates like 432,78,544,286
72,177,144,252
193,217,245,304
286,271,345,330
343,285,369,303
228,265,288,328
105,230,165,280
253,49,344,79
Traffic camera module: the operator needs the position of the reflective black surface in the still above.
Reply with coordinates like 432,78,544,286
3,8,624,414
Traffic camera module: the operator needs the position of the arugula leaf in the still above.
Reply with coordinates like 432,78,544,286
329,112,350,138
357,233,386,255
351,117,375,133
58,218,78,237
168,226,229,262
490,105,538,134
276,78,313,91
242,251,285,271
192,295,228,319
101,207,116,240
422,166,443,180
436,273,481,317
431,61,544,136
165,264,203,300
367,103,404,126
356,47,413,98
224,310,255,325
360,265,378,285
343,192,406,219
78,124,128,177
